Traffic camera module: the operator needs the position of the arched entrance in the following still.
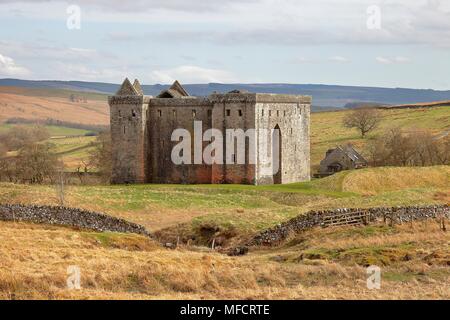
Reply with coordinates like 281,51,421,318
272,124,282,184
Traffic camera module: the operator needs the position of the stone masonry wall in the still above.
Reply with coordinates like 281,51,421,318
148,98,213,184
0,204,150,236
109,95,149,184
255,98,311,184
246,205,449,246
109,88,312,185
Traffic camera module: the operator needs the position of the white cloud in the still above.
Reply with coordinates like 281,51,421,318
52,62,125,82
329,56,350,63
0,53,31,77
375,56,411,64
1,1,450,47
0,41,116,61
150,65,237,83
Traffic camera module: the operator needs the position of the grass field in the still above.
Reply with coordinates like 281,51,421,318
0,89,108,125
0,124,91,137
0,166,448,242
48,136,98,170
0,218,447,299
311,106,450,170
0,97,448,300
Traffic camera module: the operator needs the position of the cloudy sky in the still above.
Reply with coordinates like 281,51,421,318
0,0,449,89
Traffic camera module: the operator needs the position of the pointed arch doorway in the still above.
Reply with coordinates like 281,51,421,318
272,124,282,184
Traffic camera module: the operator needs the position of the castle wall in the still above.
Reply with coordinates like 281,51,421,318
210,94,257,184
109,82,311,185
147,98,213,183
254,94,311,185
109,96,149,184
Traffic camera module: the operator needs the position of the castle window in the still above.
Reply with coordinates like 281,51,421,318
192,110,196,118
269,110,272,117
123,126,126,134
290,128,293,135
173,110,176,117
284,110,286,117
262,109,264,116
238,110,243,117
208,110,212,117
132,110,136,117
118,110,121,117
277,110,279,117
158,110,162,117
226,109,231,116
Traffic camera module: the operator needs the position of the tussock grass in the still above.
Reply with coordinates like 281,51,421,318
0,220,448,299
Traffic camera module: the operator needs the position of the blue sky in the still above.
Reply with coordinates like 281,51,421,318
0,0,449,89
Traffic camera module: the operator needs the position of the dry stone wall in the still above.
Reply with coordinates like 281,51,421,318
246,205,449,247
0,204,150,236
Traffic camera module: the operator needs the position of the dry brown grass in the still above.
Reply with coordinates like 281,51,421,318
0,92,108,125
341,166,450,195
0,220,448,300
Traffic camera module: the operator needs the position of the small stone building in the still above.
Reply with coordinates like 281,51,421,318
318,144,367,176
108,78,311,185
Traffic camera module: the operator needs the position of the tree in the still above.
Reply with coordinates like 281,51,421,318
0,125,50,151
88,130,112,182
367,128,450,167
343,107,381,138
15,143,59,184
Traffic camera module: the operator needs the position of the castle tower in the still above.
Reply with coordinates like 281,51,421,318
108,78,149,183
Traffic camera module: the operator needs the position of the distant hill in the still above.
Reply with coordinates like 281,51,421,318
0,87,109,125
2,78,450,108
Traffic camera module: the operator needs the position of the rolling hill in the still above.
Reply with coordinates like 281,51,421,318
0,87,109,126
2,78,450,108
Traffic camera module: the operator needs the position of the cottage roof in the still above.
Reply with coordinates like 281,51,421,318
336,145,367,163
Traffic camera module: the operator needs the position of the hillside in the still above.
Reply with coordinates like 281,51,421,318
0,87,109,125
311,106,450,171
0,166,448,237
2,78,450,108
0,166,449,299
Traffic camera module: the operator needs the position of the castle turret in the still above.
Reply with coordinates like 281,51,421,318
108,78,149,183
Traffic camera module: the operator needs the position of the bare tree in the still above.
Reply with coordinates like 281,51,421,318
88,130,112,183
343,107,382,138
15,143,59,184
367,128,450,167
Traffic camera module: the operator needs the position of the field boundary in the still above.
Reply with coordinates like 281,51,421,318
244,205,449,248
0,204,151,237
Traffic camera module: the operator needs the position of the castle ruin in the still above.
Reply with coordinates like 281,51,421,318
108,78,311,185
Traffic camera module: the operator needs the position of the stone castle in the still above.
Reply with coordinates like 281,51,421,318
108,78,311,185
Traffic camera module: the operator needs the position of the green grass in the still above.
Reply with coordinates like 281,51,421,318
0,124,91,136
311,106,450,170
0,165,447,235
